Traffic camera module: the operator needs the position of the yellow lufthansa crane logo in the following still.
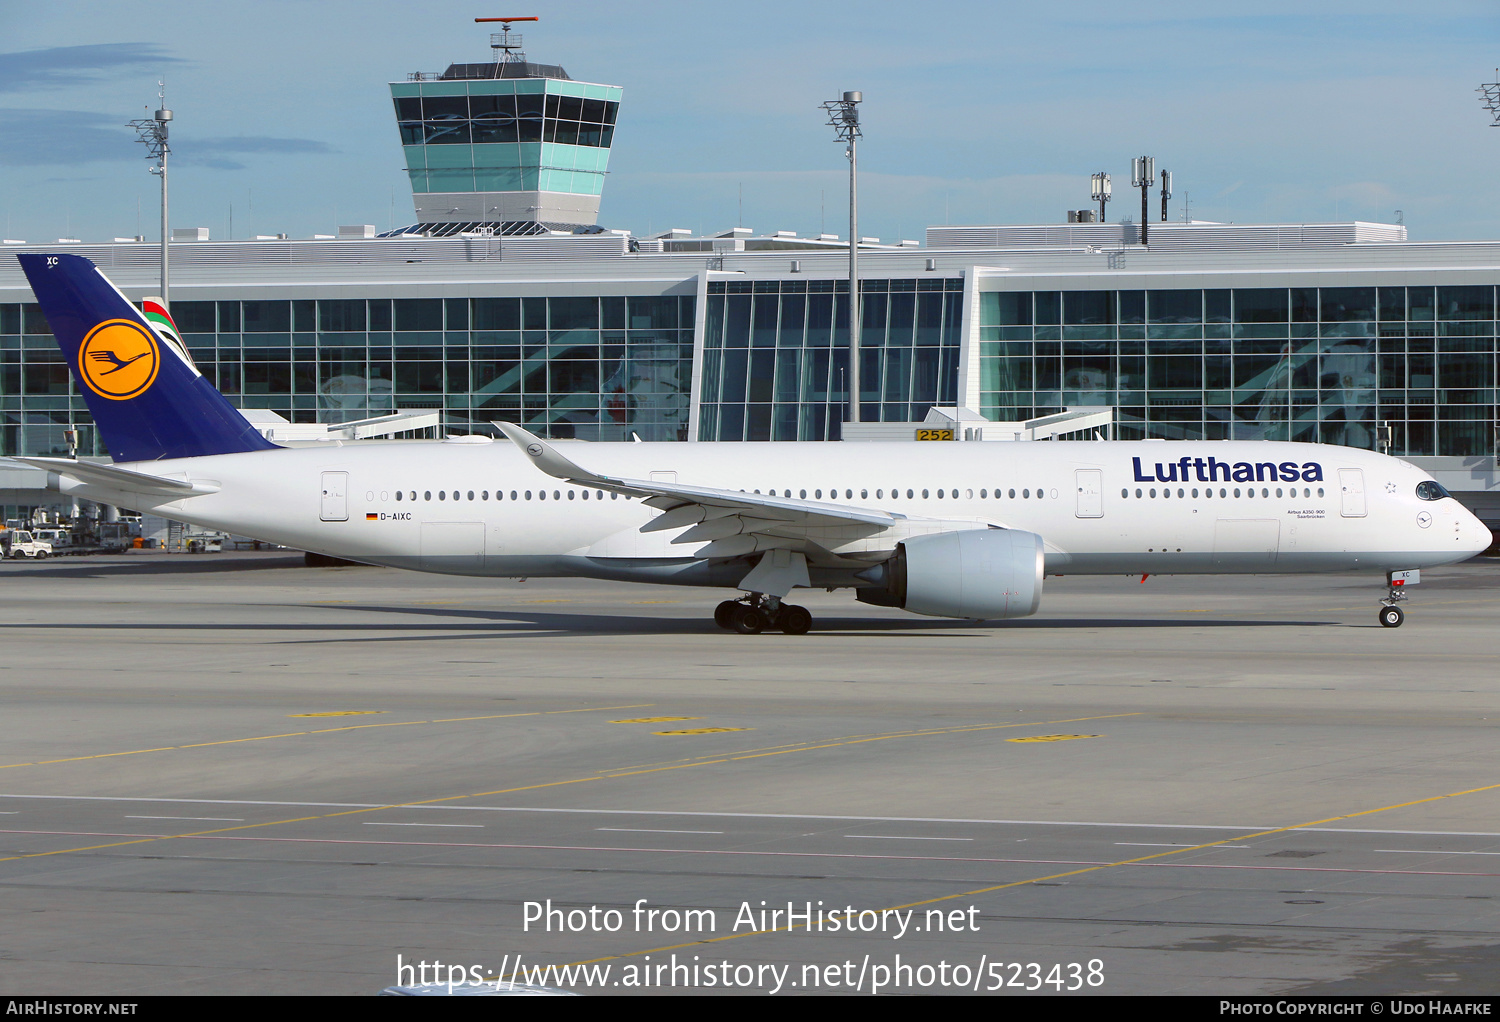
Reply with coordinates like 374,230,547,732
78,319,160,400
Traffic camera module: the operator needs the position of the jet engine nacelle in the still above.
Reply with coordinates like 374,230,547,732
860,528,1045,620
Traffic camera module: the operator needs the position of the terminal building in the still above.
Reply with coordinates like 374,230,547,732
2,27,1498,525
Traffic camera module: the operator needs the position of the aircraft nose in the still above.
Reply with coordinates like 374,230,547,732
1463,508,1493,556
1474,519,1494,555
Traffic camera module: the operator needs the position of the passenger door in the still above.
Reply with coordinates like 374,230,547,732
1074,469,1103,518
320,472,348,522
1339,468,1366,518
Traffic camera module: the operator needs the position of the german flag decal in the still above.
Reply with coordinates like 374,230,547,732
366,512,378,521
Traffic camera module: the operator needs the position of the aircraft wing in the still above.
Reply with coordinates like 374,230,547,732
493,422,912,559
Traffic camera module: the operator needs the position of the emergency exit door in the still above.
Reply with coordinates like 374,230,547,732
320,472,348,521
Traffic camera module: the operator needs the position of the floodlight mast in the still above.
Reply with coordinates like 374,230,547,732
128,83,172,308
822,90,863,423
1090,172,1111,223
1478,70,1500,127
1132,156,1155,245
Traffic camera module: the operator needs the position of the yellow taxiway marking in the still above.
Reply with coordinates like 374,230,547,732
610,717,701,724
0,713,1134,866
288,711,388,718
1008,734,1100,744
563,777,1500,969
597,714,1138,775
653,727,752,735
0,704,653,772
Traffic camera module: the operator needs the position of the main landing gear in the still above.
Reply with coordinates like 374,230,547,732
714,595,812,635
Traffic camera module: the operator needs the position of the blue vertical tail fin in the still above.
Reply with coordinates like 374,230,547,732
17,253,278,462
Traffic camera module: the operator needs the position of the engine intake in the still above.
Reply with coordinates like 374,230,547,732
857,528,1045,620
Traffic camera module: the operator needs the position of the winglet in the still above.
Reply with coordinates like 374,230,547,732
493,421,608,484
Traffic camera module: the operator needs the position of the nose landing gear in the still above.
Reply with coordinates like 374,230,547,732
713,595,812,635
1378,570,1416,627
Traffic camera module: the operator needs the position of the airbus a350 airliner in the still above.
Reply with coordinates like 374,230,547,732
12,254,1492,633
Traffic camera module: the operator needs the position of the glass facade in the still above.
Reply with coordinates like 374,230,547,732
3,273,1494,461
0,294,695,456
391,78,621,200
979,285,1498,456
700,278,965,441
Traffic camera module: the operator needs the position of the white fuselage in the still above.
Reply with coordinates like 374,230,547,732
52,439,1492,588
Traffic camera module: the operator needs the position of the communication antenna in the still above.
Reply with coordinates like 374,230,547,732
1090,172,1111,223
1478,70,1500,126
476,16,538,63
1159,169,1172,222
127,82,173,308
1131,156,1155,245
821,90,863,424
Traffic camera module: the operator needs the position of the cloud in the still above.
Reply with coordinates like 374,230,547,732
0,44,186,93
175,136,337,171
0,109,336,170
0,109,136,165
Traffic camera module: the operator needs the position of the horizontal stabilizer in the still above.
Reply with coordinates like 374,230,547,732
11,456,220,497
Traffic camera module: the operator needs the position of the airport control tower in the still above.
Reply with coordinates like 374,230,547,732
389,18,621,235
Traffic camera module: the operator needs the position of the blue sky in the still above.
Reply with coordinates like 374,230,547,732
2,0,1498,243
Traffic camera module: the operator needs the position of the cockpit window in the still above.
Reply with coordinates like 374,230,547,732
1416,480,1452,501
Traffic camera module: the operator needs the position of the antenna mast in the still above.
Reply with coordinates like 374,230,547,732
476,16,539,64
1131,156,1155,246
1478,69,1500,126
127,82,173,308
822,91,863,424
